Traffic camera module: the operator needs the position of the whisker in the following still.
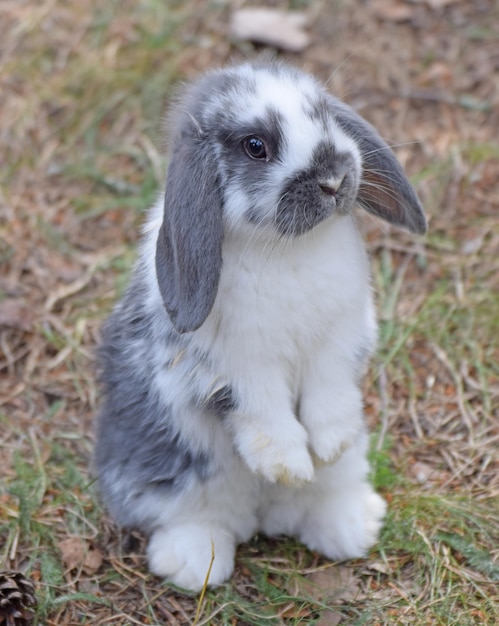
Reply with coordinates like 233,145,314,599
362,168,407,188
362,140,420,158
359,181,407,208
324,40,375,87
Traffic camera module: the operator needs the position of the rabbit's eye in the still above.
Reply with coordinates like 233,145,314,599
243,136,268,161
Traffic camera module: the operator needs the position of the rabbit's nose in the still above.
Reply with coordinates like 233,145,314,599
318,176,344,196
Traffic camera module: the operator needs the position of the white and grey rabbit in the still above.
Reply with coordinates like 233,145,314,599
95,61,426,591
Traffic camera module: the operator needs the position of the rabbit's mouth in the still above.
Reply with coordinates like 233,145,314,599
274,156,358,237
274,189,353,237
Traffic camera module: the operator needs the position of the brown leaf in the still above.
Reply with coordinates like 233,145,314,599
82,546,104,575
291,565,365,604
419,62,453,87
59,537,86,571
230,8,310,52
59,538,104,574
0,298,34,331
316,610,343,626
408,460,435,483
424,0,462,8
362,561,391,575
371,1,414,22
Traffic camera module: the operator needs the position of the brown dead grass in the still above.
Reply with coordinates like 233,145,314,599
1,0,498,624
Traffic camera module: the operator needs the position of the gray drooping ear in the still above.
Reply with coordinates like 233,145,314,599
331,100,427,234
155,117,223,334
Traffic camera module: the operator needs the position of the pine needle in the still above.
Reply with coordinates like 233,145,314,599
192,541,215,626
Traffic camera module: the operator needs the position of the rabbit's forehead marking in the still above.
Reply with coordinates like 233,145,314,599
197,66,359,173
244,75,322,166
233,72,360,174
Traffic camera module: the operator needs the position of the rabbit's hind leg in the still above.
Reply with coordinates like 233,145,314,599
147,523,236,591
146,461,260,591
260,432,386,561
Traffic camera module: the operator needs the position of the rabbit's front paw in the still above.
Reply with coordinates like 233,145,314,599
308,425,357,466
147,524,235,591
232,416,314,486
301,388,363,465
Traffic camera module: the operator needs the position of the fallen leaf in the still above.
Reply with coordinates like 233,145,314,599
230,8,310,52
60,537,86,571
59,537,104,574
408,460,435,483
362,561,391,575
291,565,365,604
419,62,453,86
371,1,414,22
425,0,462,8
0,298,34,331
83,545,104,574
316,610,343,626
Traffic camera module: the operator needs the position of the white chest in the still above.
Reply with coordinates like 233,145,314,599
198,215,371,364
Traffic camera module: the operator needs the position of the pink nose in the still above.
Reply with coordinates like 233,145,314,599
319,177,343,196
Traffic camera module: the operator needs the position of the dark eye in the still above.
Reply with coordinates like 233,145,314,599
243,136,268,161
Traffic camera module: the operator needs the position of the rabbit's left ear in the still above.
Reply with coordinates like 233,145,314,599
155,121,223,334
332,100,427,234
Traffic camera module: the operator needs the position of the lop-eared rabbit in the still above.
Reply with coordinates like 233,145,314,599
95,62,426,591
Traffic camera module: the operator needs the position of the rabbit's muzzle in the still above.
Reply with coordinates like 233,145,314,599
275,145,359,237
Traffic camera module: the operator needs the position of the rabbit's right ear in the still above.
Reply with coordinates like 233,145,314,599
155,117,223,334
330,99,427,235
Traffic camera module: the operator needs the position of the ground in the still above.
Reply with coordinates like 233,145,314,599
0,0,498,624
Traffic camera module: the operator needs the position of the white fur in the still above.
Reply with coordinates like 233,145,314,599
115,65,390,590
138,203,384,590
199,215,375,481
260,433,387,558
146,456,260,589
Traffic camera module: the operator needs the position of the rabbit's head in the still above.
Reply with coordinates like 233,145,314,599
156,62,426,333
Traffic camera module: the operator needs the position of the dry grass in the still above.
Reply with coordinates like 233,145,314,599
1,0,498,624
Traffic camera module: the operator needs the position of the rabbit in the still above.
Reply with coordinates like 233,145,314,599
94,61,426,591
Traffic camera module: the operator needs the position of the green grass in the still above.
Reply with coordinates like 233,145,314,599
1,0,498,624
5,427,495,625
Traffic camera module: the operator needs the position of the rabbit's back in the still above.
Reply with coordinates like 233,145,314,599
94,274,233,529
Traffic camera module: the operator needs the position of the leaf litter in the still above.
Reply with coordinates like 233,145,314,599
1,0,498,624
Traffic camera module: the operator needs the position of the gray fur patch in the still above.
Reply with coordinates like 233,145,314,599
275,142,359,237
214,105,286,229
94,279,215,529
204,384,237,416
304,93,332,132
325,96,427,234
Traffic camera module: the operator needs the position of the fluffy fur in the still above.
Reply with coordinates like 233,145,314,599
95,61,426,591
